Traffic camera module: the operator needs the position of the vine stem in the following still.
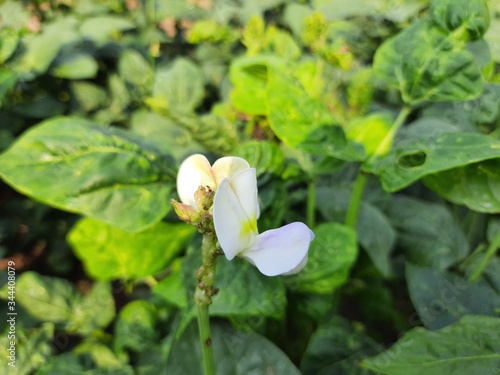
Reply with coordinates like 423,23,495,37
197,303,216,375
195,232,218,375
469,228,500,282
345,172,368,228
307,179,316,228
345,106,412,227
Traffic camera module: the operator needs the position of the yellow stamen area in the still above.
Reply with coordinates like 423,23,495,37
240,215,258,240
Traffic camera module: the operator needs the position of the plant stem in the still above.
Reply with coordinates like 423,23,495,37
346,106,412,228
307,179,316,228
372,105,412,157
469,229,500,282
197,303,215,375
195,232,218,375
345,172,368,228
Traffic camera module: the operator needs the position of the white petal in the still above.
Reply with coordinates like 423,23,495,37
242,222,314,276
213,175,258,260
229,168,260,224
211,156,250,184
177,154,216,208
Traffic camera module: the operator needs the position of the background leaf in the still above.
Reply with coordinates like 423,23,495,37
0,117,176,232
362,315,500,375
68,218,195,281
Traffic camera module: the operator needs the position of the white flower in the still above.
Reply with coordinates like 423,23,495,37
213,167,314,277
177,154,314,276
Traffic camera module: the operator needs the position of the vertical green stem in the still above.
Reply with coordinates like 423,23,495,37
195,232,218,375
196,303,215,375
469,229,500,282
307,179,316,228
345,172,368,228
372,105,412,158
345,106,412,227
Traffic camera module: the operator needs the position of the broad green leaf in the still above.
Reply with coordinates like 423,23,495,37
430,0,490,40
167,321,301,375
37,352,134,375
153,260,188,309
362,315,500,375
182,238,287,319
230,55,276,115
152,58,205,113
71,282,115,335
14,271,77,324
79,16,135,44
114,300,158,352
16,17,79,76
422,84,500,128
0,323,54,375
211,260,286,318
266,65,364,160
129,110,201,162
286,223,358,294
0,117,176,232
11,272,115,334
70,81,108,112
369,132,500,192
301,316,382,375
51,54,98,79
0,28,18,63
387,196,469,269
0,68,17,105
316,186,394,277
373,19,483,105
12,95,65,119
73,340,131,371
68,218,194,281
236,140,285,177
424,159,500,213
406,264,500,330
118,49,153,88
344,112,392,156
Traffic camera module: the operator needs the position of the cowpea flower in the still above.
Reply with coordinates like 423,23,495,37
177,154,314,276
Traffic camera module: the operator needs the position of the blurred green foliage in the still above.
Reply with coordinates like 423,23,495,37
0,0,499,374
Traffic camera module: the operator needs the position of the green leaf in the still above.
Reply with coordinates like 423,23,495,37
373,19,483,105
424,159,500,213
286,222,358,294
344,112,393,156
12,95,65,119
0,323,54,375
153,260,187,309
70,81,108,112
362,315,500,375
129,110,201,162
0,68,17,105
182,239,287,319
114,300,158,353
266,65,364,160
79,16,135,44
369,132,500,192
52,54,99,79
387,196,469,269
406,264,500,330
118,49,153,88
236,140,285,177
167,321,301,375
72,282,115,335
316,187,394,277
152,58,205,113
16,17,79,76
430,0,490,40
0,28,19,63
301,316,382,375
229,55,274,115
68,218,194,281
0,117,176,232
14,271,76,323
